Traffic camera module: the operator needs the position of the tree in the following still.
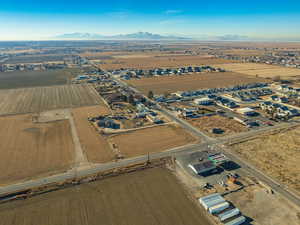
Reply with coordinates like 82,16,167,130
148,90,154,99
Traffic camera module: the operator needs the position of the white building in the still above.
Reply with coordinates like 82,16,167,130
194,97,214,105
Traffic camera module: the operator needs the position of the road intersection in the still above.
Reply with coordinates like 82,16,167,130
1,70,300,209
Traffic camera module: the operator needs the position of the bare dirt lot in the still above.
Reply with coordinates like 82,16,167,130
226,185,300,225
98,55,234,70
175,157,300,225
126,72,266,94
0,114,75,185
0,168,212,225
72,105,115,163
0,68,80,89
217,63,300,79
230,126,300,194
0,84,103,116
187,115,248,137
109,124,197,158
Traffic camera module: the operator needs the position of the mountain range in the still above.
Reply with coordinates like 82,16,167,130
54,32,189,40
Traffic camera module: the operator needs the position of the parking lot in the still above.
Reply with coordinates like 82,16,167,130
176,146,242,187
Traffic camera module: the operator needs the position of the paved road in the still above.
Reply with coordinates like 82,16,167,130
112,75,212,141
0,143,202,196
1,121,299,200
1,65,300,209
213,144,300,207
111,75,300,207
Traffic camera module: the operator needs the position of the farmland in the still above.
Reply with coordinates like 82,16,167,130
97,55,234,70
220,49,267,56
0,68,80,89
187,115,248,137
126,72,267,94
230,126,300,194
109,125,197,158
0,168,211,225
0,84,103,116
72,105,115,163
0,114,75,185
5,54,67,64
217,63,300,78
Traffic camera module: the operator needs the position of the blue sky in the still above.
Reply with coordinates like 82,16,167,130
0,0,300,40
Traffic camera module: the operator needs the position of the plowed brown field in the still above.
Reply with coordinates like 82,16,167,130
0,84,103,116
98,55,233,70
0,168,212,225
126,72,266,94
0,114,75,185
72,105,115,163
217,63,300,78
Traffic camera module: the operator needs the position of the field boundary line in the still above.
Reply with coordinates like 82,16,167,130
67,109,88,166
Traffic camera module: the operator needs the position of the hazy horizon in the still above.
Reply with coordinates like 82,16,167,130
1,0,300,41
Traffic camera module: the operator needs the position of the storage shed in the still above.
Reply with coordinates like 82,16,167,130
224,216,246,225
199,193,221,204
198,194,226,210
218,208,240,222
208,201,230,214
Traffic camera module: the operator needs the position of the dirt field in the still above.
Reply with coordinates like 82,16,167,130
109,125,197,158
5,54,66,64
98,55,234,70
216,63,300,78
225,185,300,225
176,160,300,225
0,68,80,89
126,72,266,94
221,49,267,56
230,126,300,194
211,41,300,49
187,115,248,137
0,167,212,225
0,84,103,116
72,105,115,163
0,114,75,185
